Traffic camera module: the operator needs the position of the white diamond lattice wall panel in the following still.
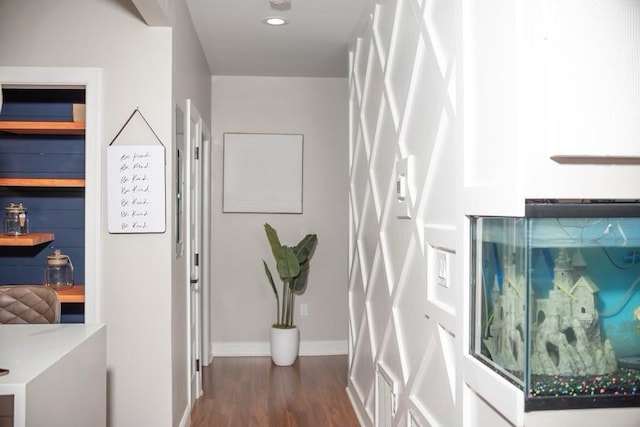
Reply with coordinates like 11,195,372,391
385,0,422,125
365,253,392,353
373,0,399,69
348,0,459,425
362,42,385,151
393,235,429,379
370,98,398,219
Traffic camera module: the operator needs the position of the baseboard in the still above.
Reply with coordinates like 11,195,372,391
346,385,368,427
212,340,348,357
178,403,190,427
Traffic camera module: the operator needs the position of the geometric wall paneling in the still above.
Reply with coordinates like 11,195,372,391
378,322,405,386
385,0,422,126
349,85,362,155
348,0,461,424
411,324,456,427
407,322,439,426
365,381,377,426
419,111,454,225
373,0,399,70
437,324,456,403
407,406,431,427
357,187,380,288
446,60,456,114
349,251,366,345
380,188,414,290
361,40,385,154
365,251,392,353
392,235,429,381
350,129,369,230
424,225,457,333
407,0,423,20
370,97,399,218
354,31,373,103
399,37,446,175
423,0,456,80
350,310,375,406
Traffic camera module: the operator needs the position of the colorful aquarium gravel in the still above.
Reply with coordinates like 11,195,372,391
529,369,640,397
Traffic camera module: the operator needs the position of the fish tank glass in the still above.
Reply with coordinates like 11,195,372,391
470,200,640,411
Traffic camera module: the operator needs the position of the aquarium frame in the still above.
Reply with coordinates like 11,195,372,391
469,216,527,388
525,199,640,218
469,200,640,412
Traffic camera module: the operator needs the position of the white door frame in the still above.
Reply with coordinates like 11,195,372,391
0,66,103,324
184,99,204,405
200,121,212,366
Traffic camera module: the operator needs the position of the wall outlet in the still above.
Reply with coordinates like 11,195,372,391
300,303,308,316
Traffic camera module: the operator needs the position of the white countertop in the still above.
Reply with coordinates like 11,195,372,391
0,324,105,389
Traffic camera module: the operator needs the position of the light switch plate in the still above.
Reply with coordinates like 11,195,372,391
395,156,412,219
436,251,449,288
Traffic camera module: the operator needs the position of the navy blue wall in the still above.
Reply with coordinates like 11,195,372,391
0,93,85,323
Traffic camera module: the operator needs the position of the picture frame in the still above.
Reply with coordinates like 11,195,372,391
223,132,303,214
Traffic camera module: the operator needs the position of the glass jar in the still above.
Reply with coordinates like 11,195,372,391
4,202,28,235
44,249,74,289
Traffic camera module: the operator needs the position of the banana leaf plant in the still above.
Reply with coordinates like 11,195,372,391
263,223,318,329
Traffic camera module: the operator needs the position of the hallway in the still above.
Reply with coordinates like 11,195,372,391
190,355,360,426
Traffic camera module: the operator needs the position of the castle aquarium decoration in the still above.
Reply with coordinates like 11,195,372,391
470,200,640,411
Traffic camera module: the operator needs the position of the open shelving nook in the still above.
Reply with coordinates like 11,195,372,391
0,66,102,324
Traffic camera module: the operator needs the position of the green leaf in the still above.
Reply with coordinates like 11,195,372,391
276,246,300,279
293,234,318,263
264,223,282,261
291,261,310,292
263,260,278,298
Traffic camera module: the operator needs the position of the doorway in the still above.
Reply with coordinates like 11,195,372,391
181,99,211,407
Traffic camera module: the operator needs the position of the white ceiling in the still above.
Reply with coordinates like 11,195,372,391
184,0,373,78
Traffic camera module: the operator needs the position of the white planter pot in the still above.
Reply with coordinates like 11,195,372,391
270,326,299,366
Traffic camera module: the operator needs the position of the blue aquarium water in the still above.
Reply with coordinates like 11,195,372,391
470,205,640,411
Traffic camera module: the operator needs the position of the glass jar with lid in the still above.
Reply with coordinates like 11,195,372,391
44,249,74,289
4,202,28,235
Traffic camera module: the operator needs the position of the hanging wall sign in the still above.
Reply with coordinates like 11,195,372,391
107,109,166,233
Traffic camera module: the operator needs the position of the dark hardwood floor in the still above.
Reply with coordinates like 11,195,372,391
190,355,361,427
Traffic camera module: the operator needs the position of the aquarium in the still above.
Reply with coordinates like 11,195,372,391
470,200,640,411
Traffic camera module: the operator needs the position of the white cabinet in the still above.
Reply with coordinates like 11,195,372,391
0,324,106,427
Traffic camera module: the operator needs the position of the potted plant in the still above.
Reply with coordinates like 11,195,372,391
262,222,318,366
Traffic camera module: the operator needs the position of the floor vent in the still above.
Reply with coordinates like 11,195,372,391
375,364,398,427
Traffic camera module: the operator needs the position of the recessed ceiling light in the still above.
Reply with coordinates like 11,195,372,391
263,16,288,26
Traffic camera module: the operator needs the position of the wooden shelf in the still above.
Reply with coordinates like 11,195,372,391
0,178,85,188
0,233,54,246
0,121,85,135
54,285,85,303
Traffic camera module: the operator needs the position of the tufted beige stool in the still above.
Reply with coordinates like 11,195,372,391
0,285,60,324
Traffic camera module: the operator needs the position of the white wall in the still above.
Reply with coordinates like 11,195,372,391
347,0,459,424
0,1,210,426
210,76,350,355
349,0,640,426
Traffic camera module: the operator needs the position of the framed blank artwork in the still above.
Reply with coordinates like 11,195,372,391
223,133,303,213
